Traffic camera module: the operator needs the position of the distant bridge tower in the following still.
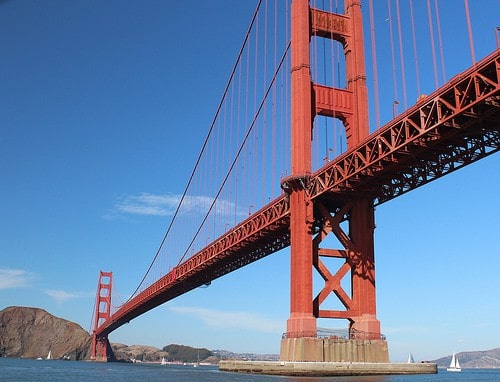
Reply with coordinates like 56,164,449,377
280,0,389,362
91,271,114,361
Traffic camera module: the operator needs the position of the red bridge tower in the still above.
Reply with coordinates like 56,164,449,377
91,271,114,361
280,0,389,362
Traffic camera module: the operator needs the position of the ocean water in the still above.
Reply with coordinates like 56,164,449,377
0,358,498,382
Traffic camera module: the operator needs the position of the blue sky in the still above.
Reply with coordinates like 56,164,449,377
1,0,499,362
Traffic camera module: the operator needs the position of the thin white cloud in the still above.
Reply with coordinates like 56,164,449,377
44,289,92,304
0,268,34,289
110,192,242,218
115,193,179,216
168,306,283,333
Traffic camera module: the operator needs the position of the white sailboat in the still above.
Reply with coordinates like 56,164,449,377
161,357,167,365
407,353,415,363
447,351,461,372
46,350,52,360
193,350,200,367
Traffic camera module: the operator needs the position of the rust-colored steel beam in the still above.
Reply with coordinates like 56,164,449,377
94,49,500,340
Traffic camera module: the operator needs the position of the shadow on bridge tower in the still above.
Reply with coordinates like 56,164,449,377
279,0,389,362
90,271,116,361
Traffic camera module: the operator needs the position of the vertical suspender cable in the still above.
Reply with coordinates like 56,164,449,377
434,0,446,83
262,0,268,205
395,0,408,110
243,36,250,213
368,0,380,129
272,0,277,197
322,0,329,163
253,9,260,211
235,50,242,226
336,0,342,154
311,0,319,167
409,0,421,97
330,0,337,158
387,0,399,116
228,73,235,227
464,0,476,64
426,0,439,88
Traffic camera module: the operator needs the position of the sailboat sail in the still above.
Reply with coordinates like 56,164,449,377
447,352,461,372
407,353,414,363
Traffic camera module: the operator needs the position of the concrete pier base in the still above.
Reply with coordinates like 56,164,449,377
219,337,437,377
219,360,437,377
280,337,389,362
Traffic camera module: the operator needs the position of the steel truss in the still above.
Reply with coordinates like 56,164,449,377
310,49,500,204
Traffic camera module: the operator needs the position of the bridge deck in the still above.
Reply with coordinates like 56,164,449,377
96,48,500,337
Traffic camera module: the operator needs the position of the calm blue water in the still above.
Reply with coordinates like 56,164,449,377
0,358,498,382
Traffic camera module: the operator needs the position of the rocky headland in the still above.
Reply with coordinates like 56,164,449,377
0,306,91,360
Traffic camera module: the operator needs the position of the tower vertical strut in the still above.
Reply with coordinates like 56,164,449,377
280,0,388,362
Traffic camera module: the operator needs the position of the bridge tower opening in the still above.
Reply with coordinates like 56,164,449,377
280,0,389,362
91,271,115,361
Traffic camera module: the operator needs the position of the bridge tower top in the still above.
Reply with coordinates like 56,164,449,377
290,0,369,178
310,1,370,146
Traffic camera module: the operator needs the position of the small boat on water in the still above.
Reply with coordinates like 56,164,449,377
161,357,167,365
38,350,52,361
447,352,461,372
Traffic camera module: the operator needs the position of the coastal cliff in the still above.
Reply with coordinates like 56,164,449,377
0,306,91,360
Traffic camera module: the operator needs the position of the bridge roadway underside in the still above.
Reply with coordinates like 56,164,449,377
95,48,500,340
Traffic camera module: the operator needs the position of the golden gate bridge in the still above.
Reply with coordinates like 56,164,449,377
91,0,499,362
